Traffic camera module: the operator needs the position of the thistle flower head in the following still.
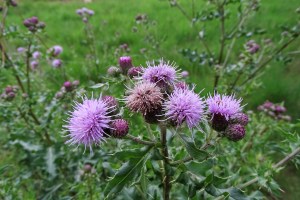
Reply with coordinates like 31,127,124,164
107,66,121,77
128,67,143,78
164,88,205,129
50,45,63,57
110,119,129,138
64,97,114,151
52,59,62,68
32,51,41,59
125,82,163,115
119,56,132,74
142,59,178,88
229,113,249,126
207,93,242,120
30,61,39,70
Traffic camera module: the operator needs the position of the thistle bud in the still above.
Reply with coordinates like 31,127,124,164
229,113,249,126
225,124,246,142
119,56,132,74
110,119,129,138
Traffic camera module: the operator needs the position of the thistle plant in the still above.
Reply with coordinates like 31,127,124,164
0,0,299,199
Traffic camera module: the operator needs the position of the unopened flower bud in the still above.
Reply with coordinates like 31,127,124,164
72,80,80,87
84,164,92,173
225,124,246,142
229,113,249,126
181,70,189,78
119,56,132,74
127,67,142,78
6,92,15,100
5,86,13,94
107,66,120,77
211,113,229,132
110,119,129,138
64,81,73,92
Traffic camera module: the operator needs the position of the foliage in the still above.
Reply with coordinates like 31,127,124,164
0,0,300,199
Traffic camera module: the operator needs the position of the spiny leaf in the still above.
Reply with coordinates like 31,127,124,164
179,134,209,161
104,147,151,198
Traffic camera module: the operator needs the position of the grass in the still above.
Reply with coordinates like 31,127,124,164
1,0,300,199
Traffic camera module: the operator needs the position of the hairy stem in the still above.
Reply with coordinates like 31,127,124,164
160,125,171,200
125,134,156,146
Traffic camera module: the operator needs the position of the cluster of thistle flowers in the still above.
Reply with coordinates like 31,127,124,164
23,16,46,33
65,57,248,151
76,7,94,23
245,40,260,54
257,100,291,121
55,80,80,99
123,58,248,142
47,45,63,68
0,85,19,101
64,93,129,151
30,51,41,70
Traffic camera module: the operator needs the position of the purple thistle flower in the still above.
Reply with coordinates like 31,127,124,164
119,56,133,74
126,82,163,115
50,45,63,57
207,93,242,132
128,67,143,78
52,59,62,68
64,81,73,92
32,51,41,59
142,59,178,88
30,60,39,70
64,97,114,151
181,70,189,78
17,47,26,53
175,81,188,90
207,93,242,120
164,88,205,129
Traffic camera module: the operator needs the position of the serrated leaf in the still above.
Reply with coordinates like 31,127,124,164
179,134,209,161
205,185,248,200
104,147,151,198
113,147,149,160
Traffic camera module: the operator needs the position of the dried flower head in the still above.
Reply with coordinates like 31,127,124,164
164,88,205,129
126,82,163,115
142,59,178,88
64,97,114,151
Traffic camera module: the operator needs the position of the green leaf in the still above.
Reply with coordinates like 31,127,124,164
179,134,209,161
45,147,56,177
113,147,149,160
205,185,249,200
104,147,151,198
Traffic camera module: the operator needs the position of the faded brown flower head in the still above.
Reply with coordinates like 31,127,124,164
126,82,163,115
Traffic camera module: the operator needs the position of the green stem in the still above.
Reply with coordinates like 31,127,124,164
125,134,156,146
160,125,171,200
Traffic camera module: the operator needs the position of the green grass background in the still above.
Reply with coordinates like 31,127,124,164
2,0,300,199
